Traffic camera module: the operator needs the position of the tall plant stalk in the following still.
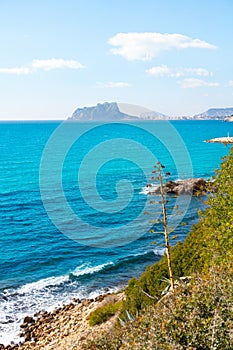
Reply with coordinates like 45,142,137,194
157,162,175,292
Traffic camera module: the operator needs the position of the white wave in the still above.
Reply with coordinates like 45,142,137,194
14,262,114,294
133,251,149,257
0,262,119,346
72,262,114,277
153,248,166,256
17,275,69,294
132,248,165,258
0,327,22,347
86,285,120,300
140,183,159,195
0,276,116,346
15,262,114,296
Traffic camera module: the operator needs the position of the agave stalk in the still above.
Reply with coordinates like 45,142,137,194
157,162,175,292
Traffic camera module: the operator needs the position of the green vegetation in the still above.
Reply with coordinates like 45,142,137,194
85,268,233,349
85,147,233,349
89,301,123,326
124,148,233,314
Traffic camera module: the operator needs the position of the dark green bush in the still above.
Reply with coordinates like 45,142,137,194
89,301,123,326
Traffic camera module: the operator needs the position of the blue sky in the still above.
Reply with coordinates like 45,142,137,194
0,0,233,120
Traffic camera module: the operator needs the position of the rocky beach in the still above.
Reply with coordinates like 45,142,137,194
0,292,125,350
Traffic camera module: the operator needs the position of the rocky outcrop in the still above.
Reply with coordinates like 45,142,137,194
69,102,137,121
0,292,125,350
147,178,208,196
68,102,170,121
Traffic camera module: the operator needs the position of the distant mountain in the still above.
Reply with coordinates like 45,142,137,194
68,103,233,121
193,108,233,120
69,102,136,121
68,102,169,121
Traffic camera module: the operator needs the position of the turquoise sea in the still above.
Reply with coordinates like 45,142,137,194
0,120,233,345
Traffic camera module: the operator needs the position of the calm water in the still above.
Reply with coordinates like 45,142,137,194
0,120,232,344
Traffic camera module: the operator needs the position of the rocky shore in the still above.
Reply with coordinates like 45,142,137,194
146,178,208,196
0,292,125,350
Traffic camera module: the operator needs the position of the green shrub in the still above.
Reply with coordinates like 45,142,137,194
85,266,233,349
123,148,233,315
89,301,123,326
85,147,233,348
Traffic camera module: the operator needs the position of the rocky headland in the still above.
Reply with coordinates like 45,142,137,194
68,102,168,121
68,102,136,121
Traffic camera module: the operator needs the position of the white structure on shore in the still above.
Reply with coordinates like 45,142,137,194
205,136,233,144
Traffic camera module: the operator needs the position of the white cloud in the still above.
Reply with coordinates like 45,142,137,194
0,67,32,75
96,81,131,88
228,80,233,87
146,65,211,77
32,58,85,70
108,32,217,61
173,68,210,78
146,65,171,76
0,58,85,75
179,78,219,88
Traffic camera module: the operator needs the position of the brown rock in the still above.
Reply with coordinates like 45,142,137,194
82,300,91,307
150,178,208,196
20,323,28,329
24,332,31,342
23,317,34,325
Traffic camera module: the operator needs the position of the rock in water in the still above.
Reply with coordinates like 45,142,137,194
148,178,207,196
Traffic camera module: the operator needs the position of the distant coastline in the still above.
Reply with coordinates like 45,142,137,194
68,102,233,122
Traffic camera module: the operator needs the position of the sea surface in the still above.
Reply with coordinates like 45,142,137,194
0,120,233,345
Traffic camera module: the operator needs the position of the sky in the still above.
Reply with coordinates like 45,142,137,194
0,0,233,120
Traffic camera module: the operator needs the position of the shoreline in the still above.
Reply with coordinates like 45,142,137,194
0,291,125,350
